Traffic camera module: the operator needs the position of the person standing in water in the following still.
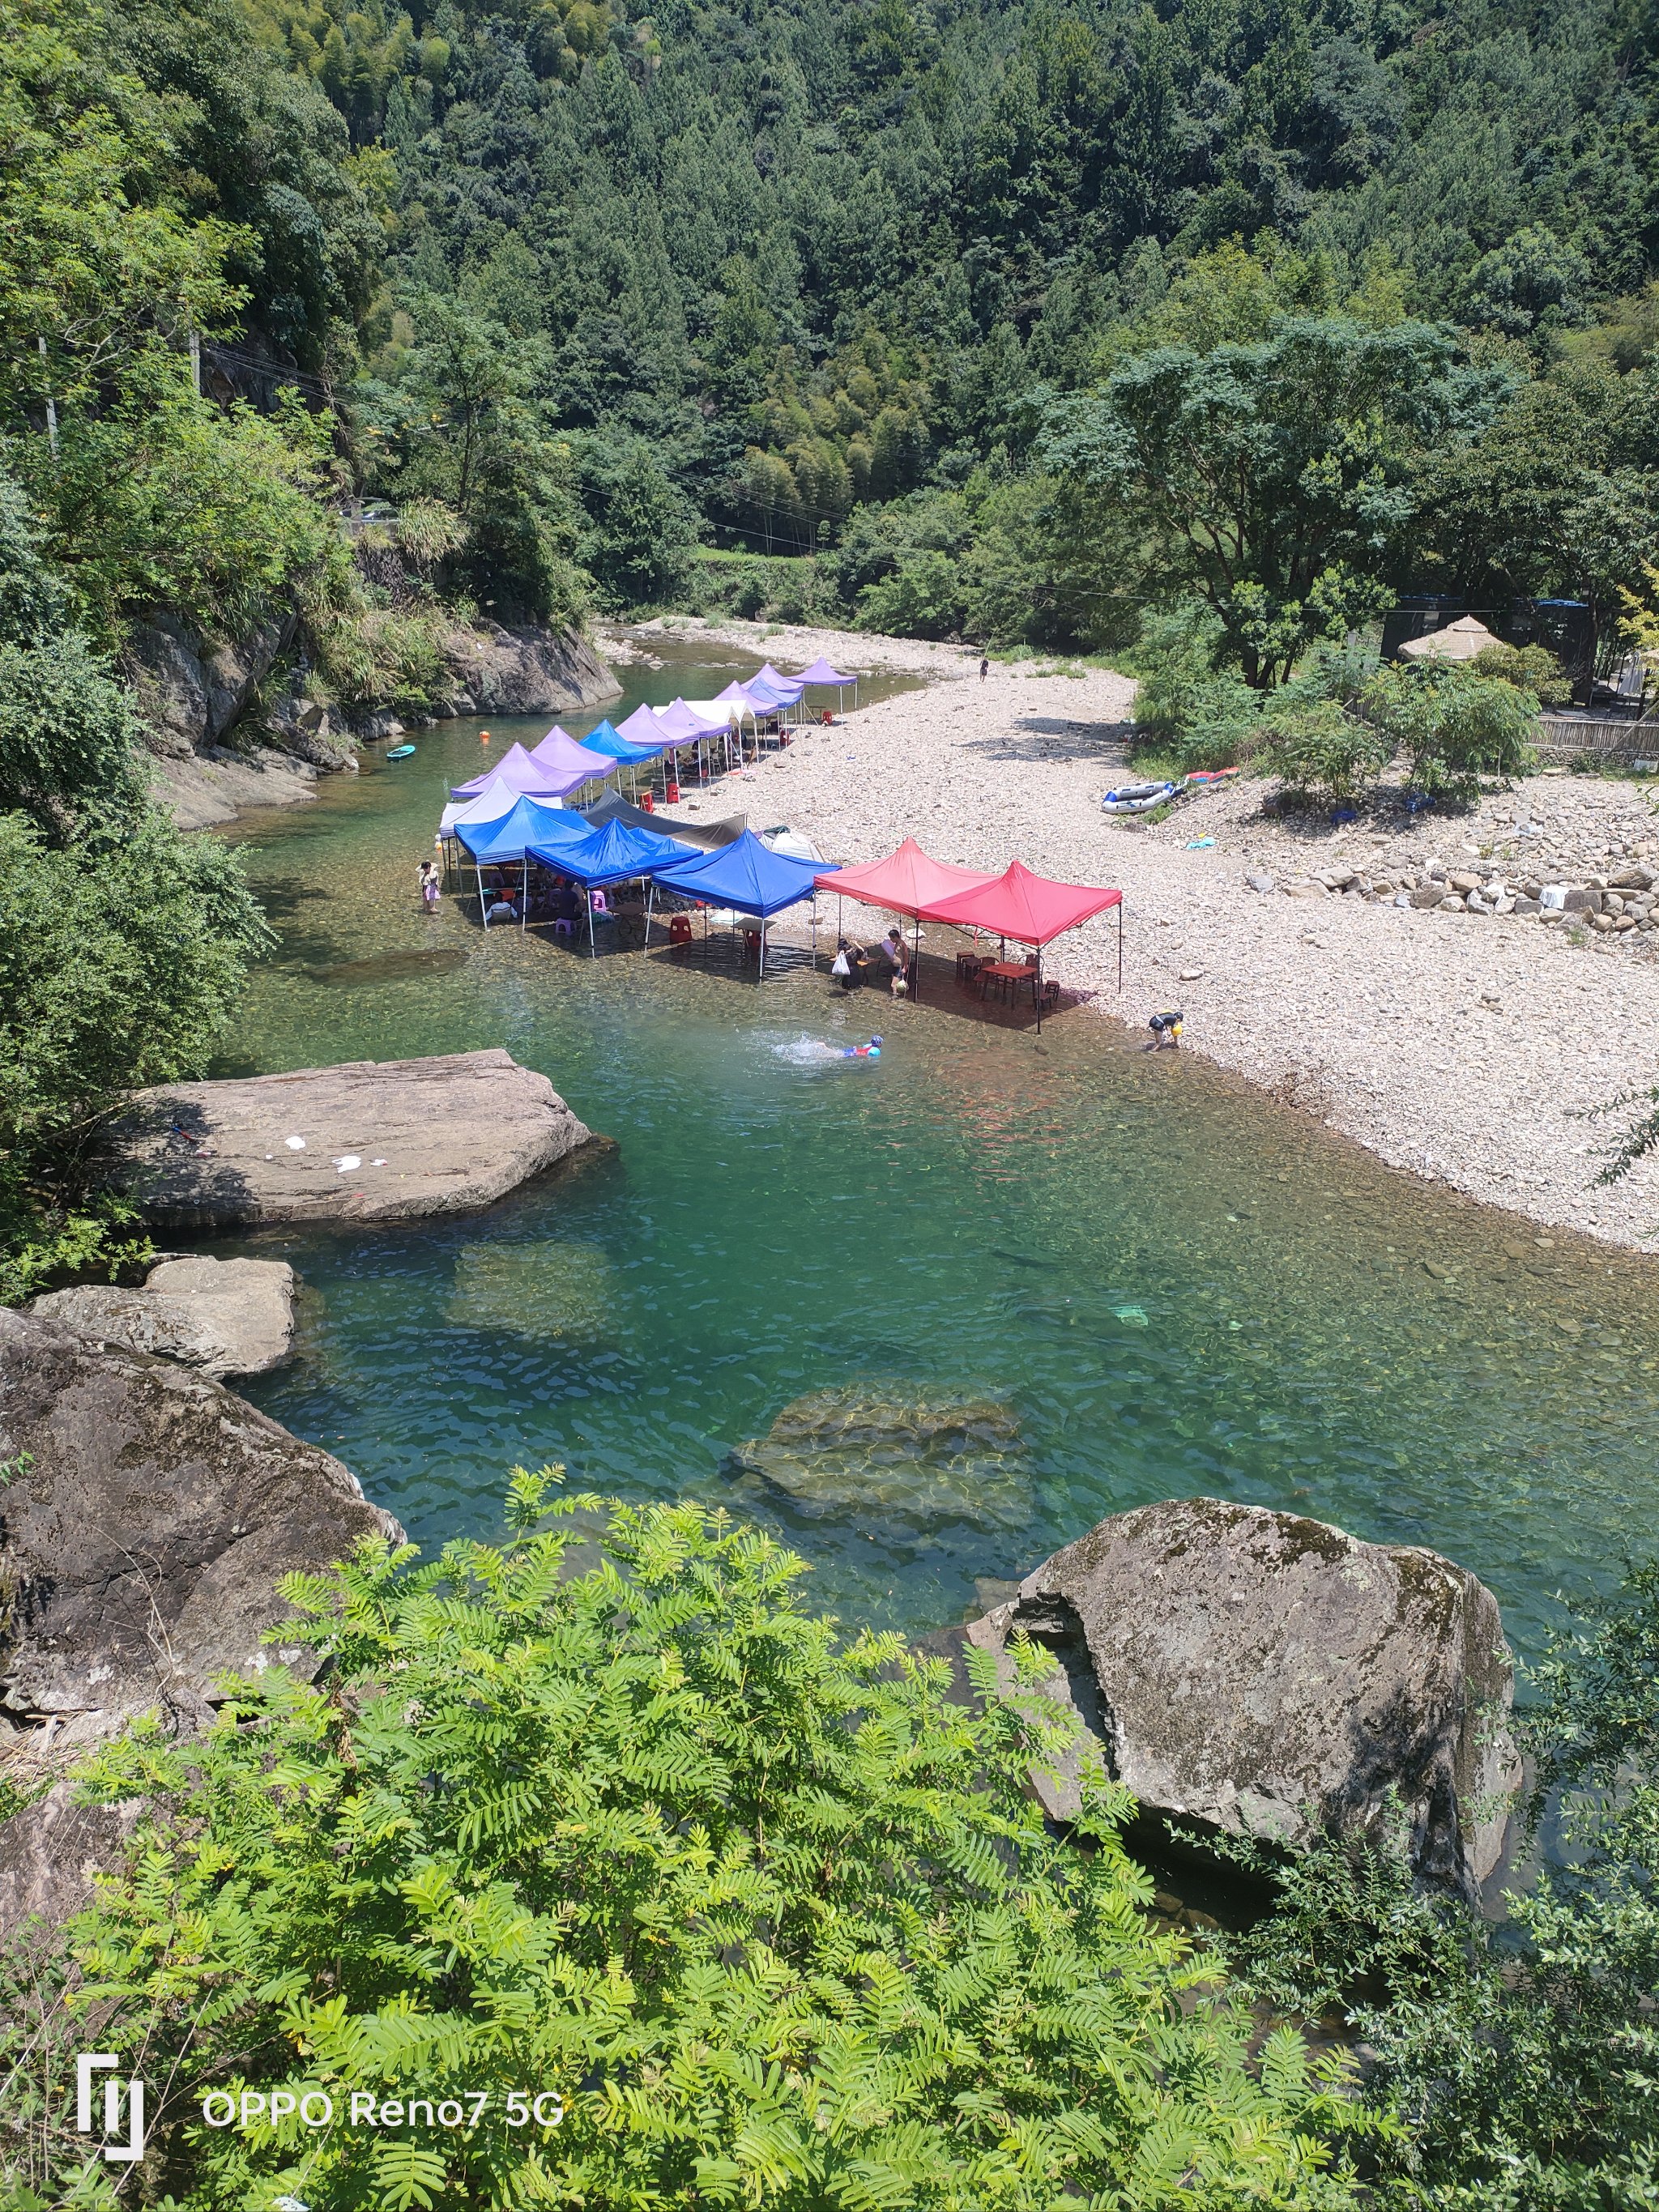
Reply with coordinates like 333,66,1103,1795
420,859,441,912
1147,1009,1183,1050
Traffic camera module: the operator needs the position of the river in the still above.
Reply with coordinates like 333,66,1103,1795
212,641,1658,1661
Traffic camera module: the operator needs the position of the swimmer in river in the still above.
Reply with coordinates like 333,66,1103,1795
842,1036,883,1059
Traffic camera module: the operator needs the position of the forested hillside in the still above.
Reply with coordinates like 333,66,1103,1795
9,0,1659,648
263,0,1659,645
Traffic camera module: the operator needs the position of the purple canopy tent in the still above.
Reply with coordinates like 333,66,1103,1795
797,654,859,710
523,725,614,807
615,703,673,751
529,726,614,781
449,740,580,801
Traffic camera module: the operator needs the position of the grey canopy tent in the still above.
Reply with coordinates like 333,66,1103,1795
582,791,746,850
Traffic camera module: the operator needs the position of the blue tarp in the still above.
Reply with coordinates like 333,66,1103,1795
527,817,700,888
652,829,838,918
457,797,592,863
578,719,660,765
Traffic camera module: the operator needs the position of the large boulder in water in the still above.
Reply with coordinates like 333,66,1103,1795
114,1048,595,1230
966,1496,1518,1898
0,1307,402,1752
728,1386,1031,1532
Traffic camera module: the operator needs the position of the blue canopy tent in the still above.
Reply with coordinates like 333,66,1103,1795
456,798,591,928
527,817,702,955
651,830,840,977
574,718,663,802
578,719,661,765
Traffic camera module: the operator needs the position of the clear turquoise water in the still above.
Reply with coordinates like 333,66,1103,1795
214,646,1659,1659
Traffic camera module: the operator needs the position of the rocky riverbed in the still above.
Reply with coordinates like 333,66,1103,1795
655,620,1659,1251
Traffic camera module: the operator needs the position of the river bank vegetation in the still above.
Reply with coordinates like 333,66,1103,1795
1,1481,1656,2208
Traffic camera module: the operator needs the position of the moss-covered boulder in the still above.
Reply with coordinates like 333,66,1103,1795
966,1496,1518,1898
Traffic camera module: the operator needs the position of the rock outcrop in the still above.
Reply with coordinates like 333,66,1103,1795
727,1386,1031,1532
123,612,298,758
30,1256,296,1379
116,1049,595,1229
0,1781,147,1937
0,1307,402,1750
436,620,619,716
126,597,618,830
147,744,331,832
966,1496,1518,1898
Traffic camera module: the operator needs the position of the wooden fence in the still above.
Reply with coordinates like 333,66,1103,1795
1535,714,1659,768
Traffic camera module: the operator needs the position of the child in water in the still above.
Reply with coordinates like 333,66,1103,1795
1147,1010,1183,1050
842,1036,883,1059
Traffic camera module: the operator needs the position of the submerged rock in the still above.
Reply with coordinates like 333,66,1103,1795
116,1048,594,1229
30,1255,295,1379
0,1308,401,1752
728,1385,1032,1532
966,1495,1518,1898
448,1242,616,1340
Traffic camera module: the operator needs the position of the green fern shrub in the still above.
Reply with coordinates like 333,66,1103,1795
13,1479,1362,2210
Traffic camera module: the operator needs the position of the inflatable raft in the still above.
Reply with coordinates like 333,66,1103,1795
1102,779,1176,815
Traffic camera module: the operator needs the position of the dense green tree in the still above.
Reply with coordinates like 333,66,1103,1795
0,805,269,1301
1045,315,1455,683
577,440,701,608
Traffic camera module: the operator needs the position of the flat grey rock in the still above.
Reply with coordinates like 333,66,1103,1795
967,1495,1518,1897
116,1048,594,1228
30,1255,295,1379
0,1307,403,1748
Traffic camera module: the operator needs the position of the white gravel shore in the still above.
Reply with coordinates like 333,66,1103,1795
643,617,1659,1252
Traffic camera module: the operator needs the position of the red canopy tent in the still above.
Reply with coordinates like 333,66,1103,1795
815,837,1000,917
813,838,1000,999
917,861,1124,1027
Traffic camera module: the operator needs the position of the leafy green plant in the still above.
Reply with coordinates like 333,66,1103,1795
1256,700,1392,807
1363,662,1538,802
1215,1559,1659,2208
24,1480,1363,2210
1129,601,1260,770
1470,641,1572,706
0,805,269,1302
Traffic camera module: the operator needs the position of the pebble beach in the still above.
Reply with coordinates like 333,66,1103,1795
628,616,1659,1252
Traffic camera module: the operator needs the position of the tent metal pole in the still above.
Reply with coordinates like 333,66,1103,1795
476,860,489,926
911,914,920,1002
1035,947,1043,1034
588,893,596,959
811,904,817,970
521,855,528,930
759,917,766,981
1118,901,1123,992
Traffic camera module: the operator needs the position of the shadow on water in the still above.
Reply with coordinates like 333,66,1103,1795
209,670,1659,1659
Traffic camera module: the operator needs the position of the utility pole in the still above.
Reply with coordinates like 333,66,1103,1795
37,336,57,460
